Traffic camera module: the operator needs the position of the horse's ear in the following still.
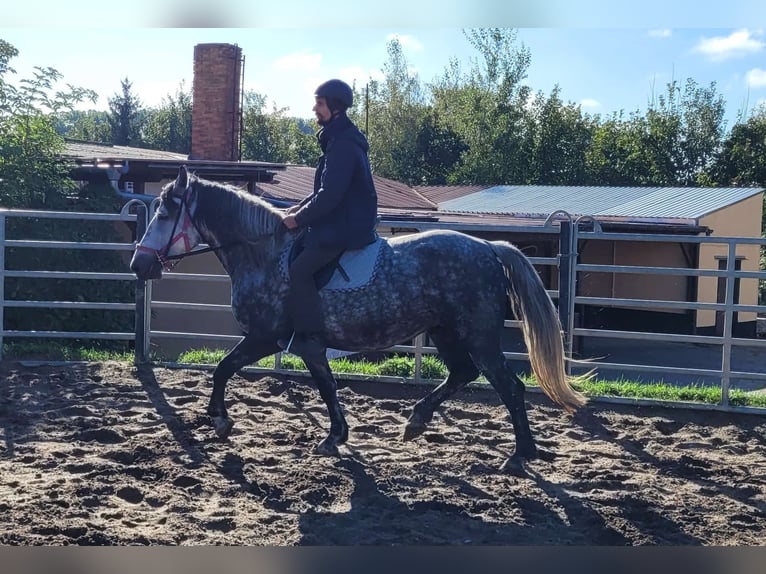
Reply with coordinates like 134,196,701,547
176,166,189,191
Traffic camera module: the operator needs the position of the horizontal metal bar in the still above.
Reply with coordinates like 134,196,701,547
574,328,726,345
576,263,766,279
160,272,230,282
581,360,722,378
150,330,242,341
2,330,134,340
3,240,135,251
729,370,766,382
574,296,765,313
575,328,766,349
3,301,135,310
577,231,766,245
151,301,232,311
3,270,136,281
0,209,136,222
527,257,558,266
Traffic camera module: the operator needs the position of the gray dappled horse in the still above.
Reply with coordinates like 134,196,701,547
130,166,587,473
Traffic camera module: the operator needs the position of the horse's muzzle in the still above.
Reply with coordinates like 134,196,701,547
130,250,163,280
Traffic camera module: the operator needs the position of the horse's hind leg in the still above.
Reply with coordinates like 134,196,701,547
302,355,348,457
403,328,480,441
207,334,281,438
472,349,538,474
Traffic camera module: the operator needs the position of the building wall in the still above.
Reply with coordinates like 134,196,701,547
697,193,763,329
190,43,242,161
579,239,689,314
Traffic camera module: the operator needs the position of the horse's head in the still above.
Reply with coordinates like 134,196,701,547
130,166,204,280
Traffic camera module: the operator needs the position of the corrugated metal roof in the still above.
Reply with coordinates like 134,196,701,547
439,185,764,222
415,184,488,203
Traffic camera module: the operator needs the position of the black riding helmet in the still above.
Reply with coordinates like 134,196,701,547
314,79,353,112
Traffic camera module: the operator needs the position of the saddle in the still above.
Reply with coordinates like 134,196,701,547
285,231,386,291
287,232,351,290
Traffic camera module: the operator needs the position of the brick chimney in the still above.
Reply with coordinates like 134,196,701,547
191,43,243,161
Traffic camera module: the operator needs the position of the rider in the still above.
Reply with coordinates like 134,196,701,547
279,79,378,357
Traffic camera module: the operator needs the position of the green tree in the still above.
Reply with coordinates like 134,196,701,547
240,91,320,165
585,111,647,185
528,86,594,185
141,82,192,153
710,105,766,187
108,77,145,146
635,78,726,186
412,107,467,185
0,38,97,208
360,38,426,184
54,109,111,143
430,28,533,184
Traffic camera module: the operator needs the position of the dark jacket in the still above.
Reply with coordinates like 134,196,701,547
292,113,378,249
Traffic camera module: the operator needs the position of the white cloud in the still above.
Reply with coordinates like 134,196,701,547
385,33,423,51
272,51,322,71
693,29,764,61
580,98,601,109
746,68,766,88
648,29,672,38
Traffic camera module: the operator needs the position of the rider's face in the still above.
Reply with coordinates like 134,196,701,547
313,96,333,125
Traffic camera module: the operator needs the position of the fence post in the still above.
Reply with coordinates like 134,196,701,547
414,333,425,383
557,219,574,374
720,241,737,407
0,214,5,361
123,200,149,364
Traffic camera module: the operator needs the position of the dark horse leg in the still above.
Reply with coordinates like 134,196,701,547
402,327,480,441
301,354,349,457
207,334,281,438
472,348,539,474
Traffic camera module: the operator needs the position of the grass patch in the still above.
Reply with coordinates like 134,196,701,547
3,342,766,408
2,341,134,362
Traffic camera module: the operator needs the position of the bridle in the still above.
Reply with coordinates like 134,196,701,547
135,181,283,271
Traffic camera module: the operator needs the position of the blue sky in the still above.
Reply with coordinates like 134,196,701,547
2,1,765,130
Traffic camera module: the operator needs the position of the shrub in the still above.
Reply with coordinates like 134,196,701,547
378,356,413,377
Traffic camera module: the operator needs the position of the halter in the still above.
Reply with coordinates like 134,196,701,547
136,182,282,271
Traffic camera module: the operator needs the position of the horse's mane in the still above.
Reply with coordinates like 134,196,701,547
184,174,285,241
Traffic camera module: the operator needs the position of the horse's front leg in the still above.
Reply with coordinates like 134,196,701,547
302,355,348,456
207,335,280,438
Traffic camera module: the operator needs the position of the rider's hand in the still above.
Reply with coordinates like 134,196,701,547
282,214,299,230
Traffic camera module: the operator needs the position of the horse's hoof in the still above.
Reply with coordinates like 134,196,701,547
401,421,427,441
314,439,340,457
499,456,529,477
212,416,234,438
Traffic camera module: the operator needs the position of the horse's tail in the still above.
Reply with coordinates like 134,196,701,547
490,241,587,413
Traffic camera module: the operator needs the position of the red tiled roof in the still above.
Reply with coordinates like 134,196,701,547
255,165,437,211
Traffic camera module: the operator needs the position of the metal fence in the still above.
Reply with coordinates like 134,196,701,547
0,201,148,360
1,203,765,414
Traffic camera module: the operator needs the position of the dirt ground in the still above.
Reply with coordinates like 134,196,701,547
0,360,764,546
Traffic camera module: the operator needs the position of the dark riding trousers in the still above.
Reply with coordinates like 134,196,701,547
287,244,345,334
